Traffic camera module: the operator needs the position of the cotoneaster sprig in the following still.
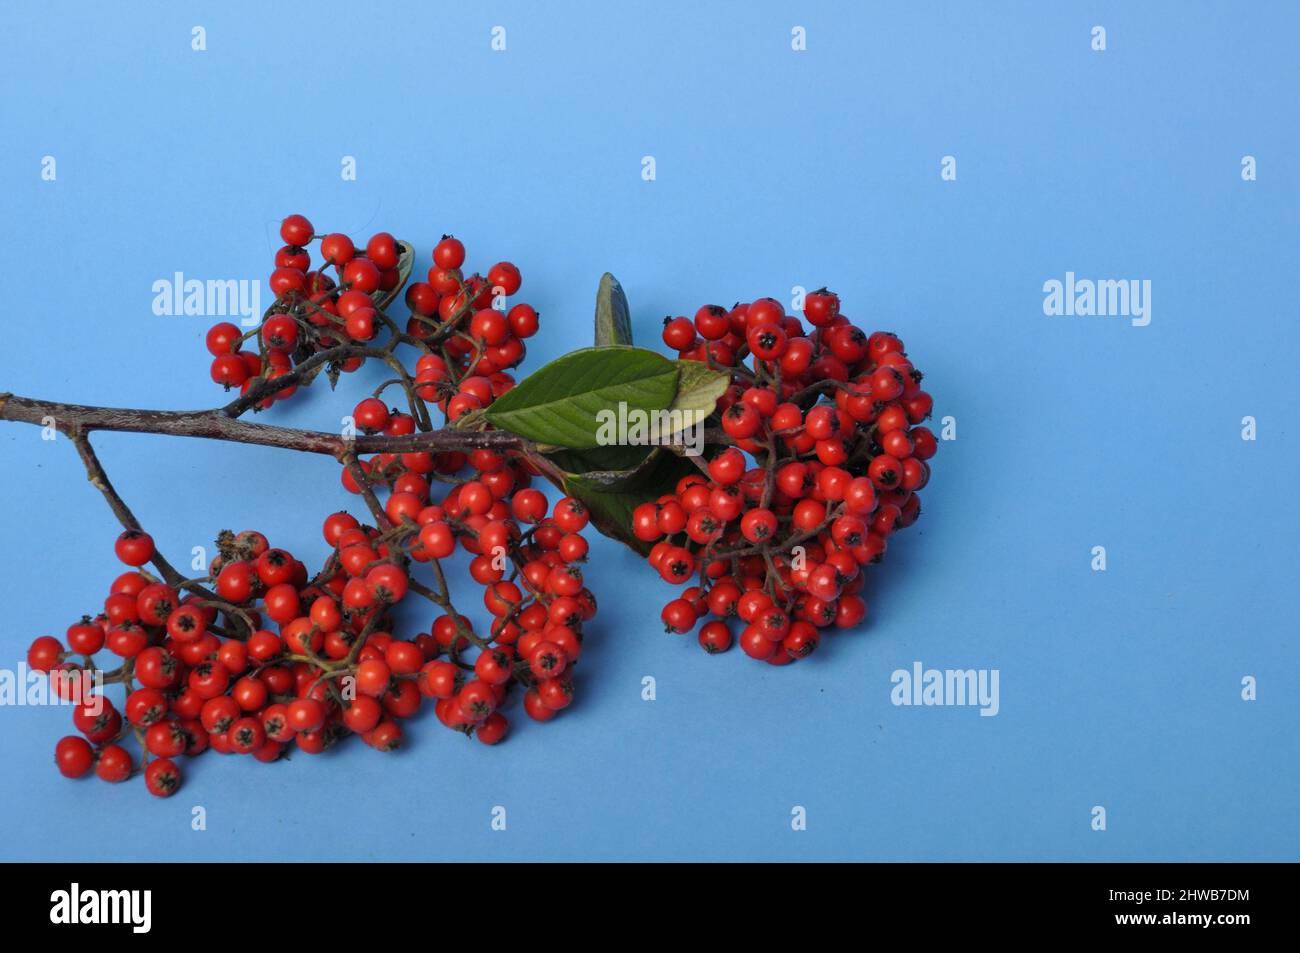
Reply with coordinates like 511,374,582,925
3,213,938,796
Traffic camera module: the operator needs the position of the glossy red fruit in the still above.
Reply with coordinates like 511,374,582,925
114,530,154,567
487,262,521,296
803,289,840,326
95,744,133,783
144,758,182,797
54,736,94,778
662,316,696,350
366,232,400,269
320,233,355,265
27,635,63,672
698,621,733,654
280,214,313,245
433,236,465,269
476,711,509,745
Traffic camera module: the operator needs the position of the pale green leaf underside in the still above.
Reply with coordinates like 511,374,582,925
661,361,729,436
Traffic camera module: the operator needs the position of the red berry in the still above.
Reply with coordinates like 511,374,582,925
286,698,327,734
470,309,509,346
476,712,509,744
418,660,460,699
270,267,306,298
747,298,784,327
803,289,839,326
698,621,733,653
343,258,380,294
784,621,821,656
54,736,94,778
279,214,313,246
661,598,697,634
708,448,745,485
342,401,387,437
739,508,777,544
632,503,662,542
746,323,787,361
366,232,400,269
457,680,498,722
211,354,250,388
356,658,392,697
507,303,539,338
114,530,154,567
910,426,938,460
95,744,133,783
721,401,761,440
740,625,776,660
662,316,696,351
528,641,567,680
320,233,355,265
694,305,730,340
276,245,310,271
657,546,696,585
537,678,574,711
870,366,904,401
27,635,63,672
144,758,182,797
433,236,465,270
868,454,903,490
145,721,188,758
205,322,242,356
553,497,589,533
262,314,299,351
215,563,255,606
487,262,521,296
228,716,265,754
523,689,557,722
340,695,381,734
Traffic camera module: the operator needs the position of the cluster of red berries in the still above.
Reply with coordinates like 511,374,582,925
641,290,936,663
404,234,540,394
203,216,539,415
31,478,595,796
18,214,593,797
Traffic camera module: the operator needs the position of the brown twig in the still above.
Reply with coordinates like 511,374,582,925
69,432,191,591
0,392,527,456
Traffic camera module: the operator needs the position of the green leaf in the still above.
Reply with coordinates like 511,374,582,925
539,362,726,454
594,273,633,347
545,444,655,479
551,443,674,493
535,359,730,551
484,346,677,448
664,361,730,436
562,447,697,554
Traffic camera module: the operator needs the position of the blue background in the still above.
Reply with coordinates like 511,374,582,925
1,1,1296,861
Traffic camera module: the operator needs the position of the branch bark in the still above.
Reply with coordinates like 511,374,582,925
0,392,526,456
70,432,194,591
